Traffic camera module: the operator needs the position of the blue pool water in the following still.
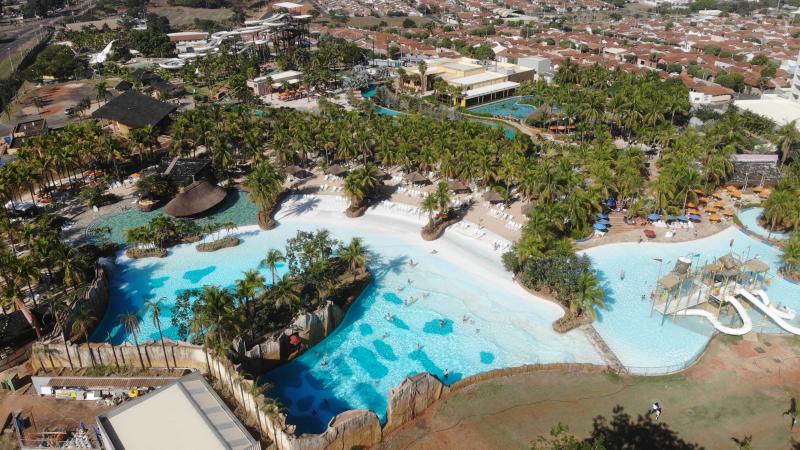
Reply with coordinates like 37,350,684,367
468,96,537,120
86,190,257,244
583,226,800,371
737,208,790,241
92,201,601,433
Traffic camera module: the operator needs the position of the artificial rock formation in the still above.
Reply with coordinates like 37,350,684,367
385,372,445,432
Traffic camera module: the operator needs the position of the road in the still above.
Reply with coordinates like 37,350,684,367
0,0,94,65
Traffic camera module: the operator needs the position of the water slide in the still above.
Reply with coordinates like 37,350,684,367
676,295,753,335
737,288,800,335
89,40,115,65
754,289,795,320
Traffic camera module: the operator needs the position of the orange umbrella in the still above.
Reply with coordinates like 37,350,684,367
712,191,724,199
704,205,717,212
699,196,710,203
713,201,725,208
753,186,764,192
692,188,705,195
758,191,770,198
730,191,742,198
687,202,696,208
688,208,700,214
709,213,722,221
723,210,735,216
725,185,737,192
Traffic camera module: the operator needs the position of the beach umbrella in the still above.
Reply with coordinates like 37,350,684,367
688,208,700,214
758,191,770,198
644,229,656,238
647,213,661,221
447,179,470,193
712,191,724,199
713,201,725,208
704,205,717,212
596,212,609,219
725,185,737,192
709,213,722,222
597,219,611,225
699,196,710,203
723,209,735,216
677,215,689,222
692,188,705,195
686,202,696,208
753,186,764,193
689,214,702,222
731,191,742,198
593,223,607,230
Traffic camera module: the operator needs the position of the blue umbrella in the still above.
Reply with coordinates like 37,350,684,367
596,212,609,219
593,223,607,230
597,219,611,225
689,214,702,221
647,213,661,221
677,215,689,222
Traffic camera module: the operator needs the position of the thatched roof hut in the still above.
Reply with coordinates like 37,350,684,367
326,164,348,176
165,180,227,217
405,171,429,184
483,190,503,203
447,180,470,193
286,165,311,179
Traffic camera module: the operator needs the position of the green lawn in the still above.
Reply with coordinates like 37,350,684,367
378,334,800,449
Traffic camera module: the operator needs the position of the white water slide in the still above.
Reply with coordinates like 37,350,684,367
676,295,753,335
737,288,800,335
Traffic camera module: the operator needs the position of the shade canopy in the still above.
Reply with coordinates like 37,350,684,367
676,215,689,222
596,212,609,219
447,179,470,193
689,214,702,221
647,213,661,221
326,164,348,176
597,219,611,225
405,171,429,184
483,190,504,203
709,213,722,221
593,223,607,230
286,165,310,178
165,180,227,217
644,229,656,238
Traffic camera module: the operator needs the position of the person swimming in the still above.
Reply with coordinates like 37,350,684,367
620,270,625,280
386,313,394,321
422,292,429,299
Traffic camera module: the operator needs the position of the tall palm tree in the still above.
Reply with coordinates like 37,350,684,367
343,163,381,211
774,120,800,164
235,270,265,341
570,272,605,320
70,308,97,367
339,237,368,280
144,298,170,369
244,161,287,219
261,249,284,285
270,275,300,310
119,313,145,369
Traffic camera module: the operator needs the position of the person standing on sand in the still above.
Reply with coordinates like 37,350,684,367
783,398,797,431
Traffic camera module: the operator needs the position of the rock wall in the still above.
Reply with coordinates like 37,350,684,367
63,263,111,342
31,336,610,450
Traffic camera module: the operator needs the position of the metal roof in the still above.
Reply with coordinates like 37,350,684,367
46,377,178,389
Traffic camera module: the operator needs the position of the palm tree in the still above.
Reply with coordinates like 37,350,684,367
570,272,605,320
44,296,74,369
235,270,265,340
261,249,284,285
119,313,146,369
339,237,368,280
270,275,300,310
245,161,287,221
144,298,170,369
774,120,800,164
782,234,800,276
343,163,381,211
421,191,439,226
96,81,111,104
70,308,96,367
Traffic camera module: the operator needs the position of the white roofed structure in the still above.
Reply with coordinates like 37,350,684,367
96,372,260,450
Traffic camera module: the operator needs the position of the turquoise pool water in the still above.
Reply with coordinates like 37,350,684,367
583,226,800,371
468,96,537,120
92,201,601,433
86,190,257,244
738,207,790,241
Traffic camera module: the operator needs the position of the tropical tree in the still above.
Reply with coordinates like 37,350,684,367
339,237,368,280
144,298,170,369
343,163,381,211
774,120,800,164
70,308,97,367
261,249,284,284
245,161,287,219
119,313,146,369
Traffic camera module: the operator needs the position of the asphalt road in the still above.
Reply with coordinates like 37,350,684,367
1,1,93,64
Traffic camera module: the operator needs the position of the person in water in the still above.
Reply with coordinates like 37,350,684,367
439,319,445,328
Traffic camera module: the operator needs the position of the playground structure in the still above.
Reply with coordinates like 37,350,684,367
650,253,798,335
156,13,310,69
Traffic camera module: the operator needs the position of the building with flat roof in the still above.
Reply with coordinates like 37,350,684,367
96,372,260,450
402,57,534,106
247,70,303,96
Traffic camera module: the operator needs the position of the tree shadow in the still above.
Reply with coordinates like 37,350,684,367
587,405,703,450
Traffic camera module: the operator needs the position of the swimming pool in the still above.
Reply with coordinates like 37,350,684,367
582,226,800,371
86,190,257,244
92,197,602,433
737,207,790,241
468,96,537,120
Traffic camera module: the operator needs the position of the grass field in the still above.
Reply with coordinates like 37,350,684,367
378,334,800,450
0,34,40,80
149,6,234,28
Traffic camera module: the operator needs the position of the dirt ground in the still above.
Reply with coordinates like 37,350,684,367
377,334,800,450
1,79,114,133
